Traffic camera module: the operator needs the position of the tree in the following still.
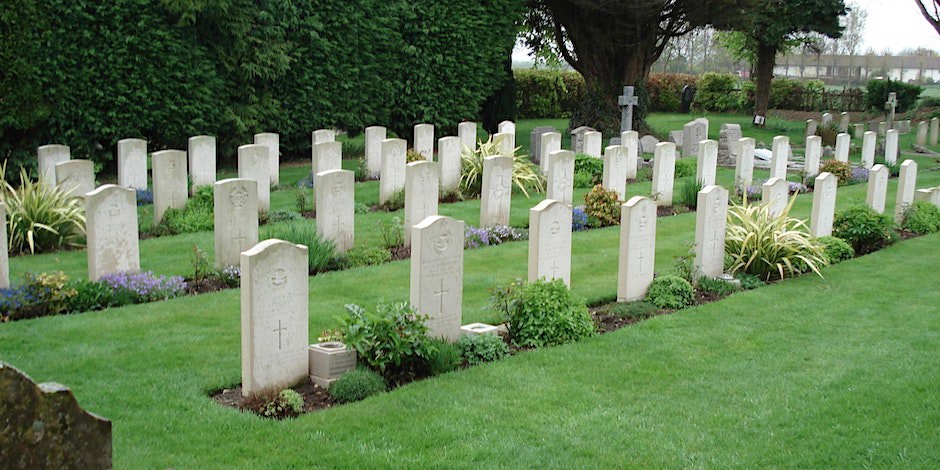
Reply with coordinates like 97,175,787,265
717,0,846,121
522,0,750,133
916,0,940,36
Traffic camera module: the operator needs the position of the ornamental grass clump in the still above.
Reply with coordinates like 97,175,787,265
459,136,545,197
724,197,828,281
0,165,85,254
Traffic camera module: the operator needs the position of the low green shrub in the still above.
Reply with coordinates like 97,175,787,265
574,154,603,185
677,178,704,209
609,301,659,321
344,245,392,268
68,278,127,313
377,217,404,249
902,200,940,234
646,275,694,310
818,160,853,186
340,302,435,381
693,72,740,112
427,339,462,376
457,333,510,366
261,221,338,273
0,166,85,253
818,236,855,264
832,204,897,255
696,276,739,297
491,278,595,348
262,210,304,225
328,368,387,404
162,186,214,234
672,246,696,283
734,273,766,290
674,158,696,179
381,189,405,212
513,68,583,118
584,185,621,227
865,79,923,112
573,172,595,189
295,189,312,213
259,389,304,418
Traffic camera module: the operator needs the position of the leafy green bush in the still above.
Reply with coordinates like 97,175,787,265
832,204,897,255
696,276,739,297
584,185,621,227
734,273,766,290
0,166,85,253
427,339,462,376
819,160,853,186
646,73,697,112
901,200,940,234
677,178,704,209
340,302,435,381
344,245,392,268
459,136,545,198
866,79,923,112
725,199,828,281
259,389,304,418
693,72,740,112
646,275,694,310
573,172,595,189
328,368,386,404
513,69,583,118
491,278,595,348
818,236,855,264
574,154,603,185
609,301,660,321
68,278,127,313
261,221,338,273
266,209,304,224
674,158,696,178
381,189,405,212
158,186,213,234
0,272,77,320
457,333,510,366
406,149,426,163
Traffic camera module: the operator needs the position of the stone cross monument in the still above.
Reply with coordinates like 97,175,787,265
618,86,639,133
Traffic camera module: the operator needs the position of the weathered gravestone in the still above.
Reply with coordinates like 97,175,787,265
410,216,464,341
117,138,148,190
894,160,918,223
762,177,789,218
530,126,556,165
651,142,676,206
640,135,660,155
364,126,387,179
917,121,929,146
835,133,850,163
55,160,95,197
694,185,729,278
414,124,434,160
668,130,684,149
498,121,516,150
583,131,602,158
861,131,877,168
718,123,742,165
253,133,280,185
214,178,259,269
312,141,342,178
480,156,513,227
404,161,440,247
839,112,850,133
618,85,639,132
494,132,514,157
804,136,822,178
885,92,898,129
696,140,718,186
241,239,309,396
316,169,355,252
866,164,889,213
0,362,112,469
821,112,833,127
458,122,478,152
932,117,939,146
878,121,887,136
237,144,270,213
770,136,790,179
885,129,899,165
682,120,707,158
898,120,911,134
188,135,216,194
0,203,7,288
528,199,572,286
854,123,866,139
805,119,818,138
546,150,575,207
570,126,595,154
811,172,837,237
735,137,755,195
37,144,70,188
603,145,629,200
85,185,140,281
438,136,461,193
380,138,406,205
151,150,188,224
617,196,656,302
539,132,562,172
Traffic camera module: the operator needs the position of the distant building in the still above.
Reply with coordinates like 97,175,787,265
774,54,940,85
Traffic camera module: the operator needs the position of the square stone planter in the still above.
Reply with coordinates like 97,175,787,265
460,323,498,336
308,342,357,388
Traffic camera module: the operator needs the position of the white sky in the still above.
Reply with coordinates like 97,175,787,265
512,0,940,60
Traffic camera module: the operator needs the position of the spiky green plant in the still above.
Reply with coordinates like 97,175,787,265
724,196,828,281
0,164,86,253
459,137,545,197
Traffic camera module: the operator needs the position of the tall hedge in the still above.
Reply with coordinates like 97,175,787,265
0,0,523,172
865,79,923,113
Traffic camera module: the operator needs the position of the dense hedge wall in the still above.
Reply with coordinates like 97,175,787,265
0,0,523,172
865,79,923,113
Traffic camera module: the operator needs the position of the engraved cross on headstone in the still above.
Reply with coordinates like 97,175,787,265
273,320,287,350
885,92,897,129
618,86,639,133
556,166,572,203
433,278,449,315
232,223,249,249
549,260,560,278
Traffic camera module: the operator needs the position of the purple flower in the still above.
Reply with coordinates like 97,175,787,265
850,166,869,182
100,271,186,302
572,206,589,231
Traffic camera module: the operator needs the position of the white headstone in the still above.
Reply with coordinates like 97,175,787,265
237,144,271,213
651,142,676,206
0,203,8,288
546,150,575,207
458,122,478,152
315,169,355,252
188,135,216,194
37,144,70,188
804,135,822,178
806,119,818,137
480,155,513,227
833,133,850,163
404,161,440,247
494,132,514,157
617,196,656,302
410,216,464,341
683,121,707,158
438,136,461,193
253,133,279,185
735,138,755,196
539,132,562,172
810,172,838,237
528,199,572,286
866,164,889,213
414,124,435,160
583,131,602,158
602,145,628,200
894,160,918,223
694,185,729,278
117,139,148,190
85,185,140,281
762,177,789,218
619,131,639,180
931,117,939,146
917,121,928,146
214,178,259,269
770,136,789,179
240,239,309,397
853,123,866,139
312,141,342,178
696,140,718,186
839,112,850,133
151,150,188,224
821,112,833,127
861,131,877,168
54,160,94,197
884,129,898,165
364,126,387,179
498,121,516,150
380,138,406,205
312,129,335,147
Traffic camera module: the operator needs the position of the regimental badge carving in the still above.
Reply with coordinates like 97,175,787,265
230,186,249,209
271,268,287,289
638,206,649,230
434,229,451,253
550,220,560,235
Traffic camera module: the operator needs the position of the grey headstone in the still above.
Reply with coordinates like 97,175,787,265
529,126,556,164
570,126,595,154
717,123,743,165
668,130,684,148
639,135,660,154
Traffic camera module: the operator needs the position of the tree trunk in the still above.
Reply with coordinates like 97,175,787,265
753,42,778,122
